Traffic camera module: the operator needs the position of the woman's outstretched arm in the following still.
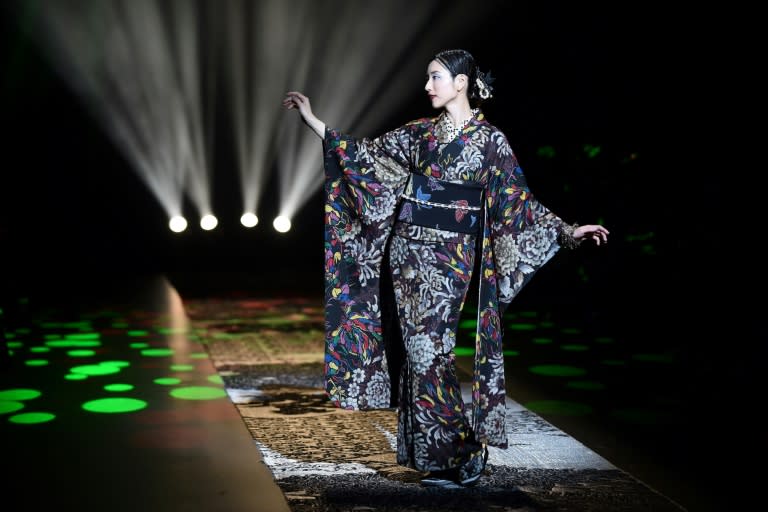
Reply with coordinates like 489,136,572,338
282,91,326,138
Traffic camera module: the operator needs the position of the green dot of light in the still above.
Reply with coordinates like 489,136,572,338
454,347,474,356
458,319,477,329
508,323,536,331
44,334,61,340
158,327,188,335
129,342,149,349
0,389,41,401
100,360,130,368
0,401,25,414
65,373,88,381
560,344,589,352
70,364,121,376
539,321,554,328
30,346,51,353
9,412,56,424
595,337,615,344
529,364,586,377
25,359,49,367
82,397,147,413
45,340,101,348
67,350,96,357
154,377,181,385
632,353,674,363
112,322,129,329
66,332,100,340
519,311,538,318
503,350,519,356
189,352,209,359
207,374,224,385
170,386,228,400
127,330,149,337
532,338,553,345
525,400,593,416
104,383,134,392
566,380,606,391
7,341,23,348
141,348,174,357
170,364,195,371
16,327,32,334
561,327,582,335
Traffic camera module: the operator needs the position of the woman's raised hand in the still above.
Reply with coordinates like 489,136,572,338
283,91,325,138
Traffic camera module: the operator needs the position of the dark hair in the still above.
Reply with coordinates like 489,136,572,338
433,49,494,106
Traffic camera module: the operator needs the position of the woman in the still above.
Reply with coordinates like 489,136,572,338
283,49,609,488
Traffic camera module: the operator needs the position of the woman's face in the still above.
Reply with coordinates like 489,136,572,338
425,60,463,109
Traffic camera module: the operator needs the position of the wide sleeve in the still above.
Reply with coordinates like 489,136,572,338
485,132,572,307
322,125,412,228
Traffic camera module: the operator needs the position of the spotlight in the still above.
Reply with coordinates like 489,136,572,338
169,216,188,233
241,212,258,228
273,215,291,233
200,214,218,231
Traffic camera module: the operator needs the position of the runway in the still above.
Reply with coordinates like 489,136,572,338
0,272,757,511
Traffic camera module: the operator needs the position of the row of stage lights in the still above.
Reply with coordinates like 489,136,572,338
168,214,292,233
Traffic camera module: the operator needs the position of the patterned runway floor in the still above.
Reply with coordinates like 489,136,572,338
184,296,686,512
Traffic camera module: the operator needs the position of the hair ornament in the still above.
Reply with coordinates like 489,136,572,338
476,70,495,99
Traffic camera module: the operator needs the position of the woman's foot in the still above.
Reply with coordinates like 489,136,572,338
458,445,488,486
420,467,462,489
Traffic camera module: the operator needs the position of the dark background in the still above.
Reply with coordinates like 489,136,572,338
0,2,763,510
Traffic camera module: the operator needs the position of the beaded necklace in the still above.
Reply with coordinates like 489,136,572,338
435,108,479,144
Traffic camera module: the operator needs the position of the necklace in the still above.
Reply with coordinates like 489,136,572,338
435,108,479,144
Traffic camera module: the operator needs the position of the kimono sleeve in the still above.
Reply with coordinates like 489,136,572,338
323,126,412,227
486,134,569,307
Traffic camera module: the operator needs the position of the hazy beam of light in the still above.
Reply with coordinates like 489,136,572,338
273,0,496,220
21,0,213,220
224,0,314,217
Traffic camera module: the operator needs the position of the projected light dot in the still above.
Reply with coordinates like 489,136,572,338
9,412,56,424
0,401,25,414
170,386,228,400
207,374,224,385
25,359,49,367
155,378,181,385
66,332,100,340
170,364,195,371
65,374,88,381
189,352,208,359
200,214,218,231
82,398,147,413
241,212,258,227
30,346,51,353
130,342,149,349
104,384,134,392
70,364,121,376
100,360,130,368
532,338,553,345
273,215,291,233
46,340,101,348
529,364,587,377
508,323,536,331
127,330,149,337
169,215,188,233
454,347,474,356
68,350,96,357
0,389,41,401
7,341,23,348
560,344,589,352
141,348,174,357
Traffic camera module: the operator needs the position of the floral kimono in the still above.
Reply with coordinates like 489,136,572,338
322,111,573,471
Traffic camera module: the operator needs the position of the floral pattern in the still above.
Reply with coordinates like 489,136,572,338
322,111,569,469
